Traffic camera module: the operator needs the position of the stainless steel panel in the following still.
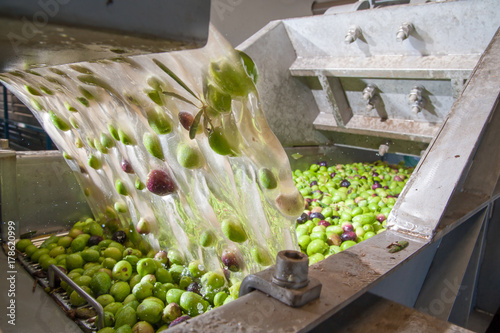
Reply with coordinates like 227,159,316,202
389,27,500,238
0,150,92,238
0,0,211,72
0,250,82,333
240,0,500,154
311,292,473,333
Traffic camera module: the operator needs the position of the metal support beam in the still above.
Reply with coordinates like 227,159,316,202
475,199,500,314
312,75,352,128
2,84,8,140
414,209,487,322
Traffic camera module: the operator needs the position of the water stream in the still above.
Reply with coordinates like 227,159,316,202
0,26,302,281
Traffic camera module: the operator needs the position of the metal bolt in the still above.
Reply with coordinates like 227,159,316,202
409,85,425,113
365,94,379,112
272,250,310,289
345,25,361,44
411,100,425,114
362,84,376,100
408,85,424,103
396,22,414,42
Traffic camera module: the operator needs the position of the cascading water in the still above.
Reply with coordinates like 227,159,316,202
0,26,303,284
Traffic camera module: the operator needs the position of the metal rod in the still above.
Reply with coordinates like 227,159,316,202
48,265,105,330
2,84,8,140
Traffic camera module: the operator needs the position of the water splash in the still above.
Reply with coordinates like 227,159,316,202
0,26,302,279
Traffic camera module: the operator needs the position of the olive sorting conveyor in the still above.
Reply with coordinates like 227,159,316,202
1,0,500,332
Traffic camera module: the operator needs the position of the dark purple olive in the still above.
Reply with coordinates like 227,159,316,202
296,213,309,224
372,181,382,190
222,266,231,281
221,249,241,272
341,231,357,242
111,230,127,244
383,186,389,189
372,172,379,177
394,175,403,181
319,161,328,167
361,176,367,180
169,315,191,328
168,315,191,328
121,158,134,173
310,180,318,186
178,112,194,131
88,235,103,246
186,282,202,295
309,212,325,220
342,222,354,232
318,220,331,227
147,169,176,196
377,214,386,222
340,180,351,187
330,172,336,178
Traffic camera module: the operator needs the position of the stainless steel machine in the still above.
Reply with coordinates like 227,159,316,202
2,0,500,332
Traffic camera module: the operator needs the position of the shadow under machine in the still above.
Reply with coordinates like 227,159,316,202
1,0,500,332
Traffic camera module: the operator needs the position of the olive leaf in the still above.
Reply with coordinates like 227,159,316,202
153,59,200,101
238,50,258,84
163,91,198,107
189,109,204,140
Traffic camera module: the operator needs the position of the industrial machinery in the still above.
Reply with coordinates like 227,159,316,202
1,0,500,332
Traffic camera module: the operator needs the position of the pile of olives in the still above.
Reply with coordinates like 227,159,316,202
292,160,414,264
16,219,239,333
15,159,414,332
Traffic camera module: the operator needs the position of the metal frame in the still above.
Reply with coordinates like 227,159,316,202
164,3,500,332
238,0,500,155
1,1,499,332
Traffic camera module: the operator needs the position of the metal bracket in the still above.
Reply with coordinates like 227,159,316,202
239,250,322,307
48,265,105,330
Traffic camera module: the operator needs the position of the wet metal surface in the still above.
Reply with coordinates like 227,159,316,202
168,230,429,333
313,292,473,333
15,248,97,332
0,0,210,72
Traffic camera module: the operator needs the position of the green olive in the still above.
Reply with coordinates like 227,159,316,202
177,143,203,169
221,218,247,243
143,133,164,160
49,111,70,131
